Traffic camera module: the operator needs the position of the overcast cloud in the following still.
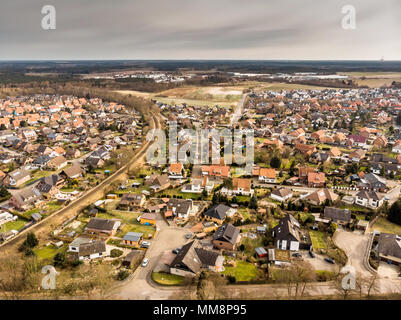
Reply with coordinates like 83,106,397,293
0,0,400,60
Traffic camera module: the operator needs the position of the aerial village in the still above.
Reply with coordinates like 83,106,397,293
1,86,401,288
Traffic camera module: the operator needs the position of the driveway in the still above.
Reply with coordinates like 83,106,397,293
111,222,189,300
378,262,400,279
332,229,372,276
301,251,338,273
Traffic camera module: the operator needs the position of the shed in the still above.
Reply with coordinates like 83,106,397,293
255,247,268,258
122,250,143,268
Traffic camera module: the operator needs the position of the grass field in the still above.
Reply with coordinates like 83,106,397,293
339,72,401,88
152,272,185,285
223,260,261,282
370,218,401,235
0,220,26,233
309,231,328,250
116,81,347,108
34,244,67,262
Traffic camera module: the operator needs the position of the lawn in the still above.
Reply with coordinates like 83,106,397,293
370,218,401,235
23,170,54,186
0,220,26,233
309,231,328,250
223,260,261,282
34,245,67,262
160,188,204,200
96,209,156,238
152,272,185,286
240,236,265,256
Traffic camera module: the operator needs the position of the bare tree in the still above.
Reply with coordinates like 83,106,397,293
366,273,380,298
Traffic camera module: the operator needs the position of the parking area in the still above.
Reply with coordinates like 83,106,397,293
296,251,338,272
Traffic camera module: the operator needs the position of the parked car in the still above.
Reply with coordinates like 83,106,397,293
172,248,181,254
292,252,302,258
185,233,192,239
141,258,149,267
141,241,150,248
324,257,335,264
310,225,318,231
309,251,315,258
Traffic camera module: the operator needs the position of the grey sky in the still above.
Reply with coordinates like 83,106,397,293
0,0,400,60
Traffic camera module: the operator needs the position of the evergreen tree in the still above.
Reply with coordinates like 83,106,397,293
388,200,401,226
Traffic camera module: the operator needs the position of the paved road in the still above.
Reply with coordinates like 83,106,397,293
0,112,162,251
230,94,247,126
333,229,372,277
110,217,188,300
110,228,401,300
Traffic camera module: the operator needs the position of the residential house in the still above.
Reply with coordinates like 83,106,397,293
36,174,64,197
307,172,325,188
321,207,351,225
272,214,302,251
60,165,83,179
47,155,68,170
349,149,366,163
355,190,384,208
212,223,240,251
169,240,224,277
118,193,146,211
305,188,339,205
9,187,41,210
166,198,193,220
375,233,401,266
357,173,386,192
270,187,293,202
204,204,234,224
73,241,107,261
258,168,277,183
146,174,170,192
231,178,253,196
169,163,184,179
3,168,31,187
201,165,230,178
85,218,121,237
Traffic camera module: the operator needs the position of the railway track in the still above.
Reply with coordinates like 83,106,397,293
0,111,162,252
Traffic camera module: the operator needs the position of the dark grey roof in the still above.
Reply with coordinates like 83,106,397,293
272,214,301,242
78,241,106,257
205,204,231,220
213,223,239,245
378,233,401,260
86,218,118,231
322,207,351,222
123,232,143,242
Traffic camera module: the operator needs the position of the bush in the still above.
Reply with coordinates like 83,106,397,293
53,252,66,267
116,269,130,281
24,248,35,257
110,249,123,258
71,259,83,267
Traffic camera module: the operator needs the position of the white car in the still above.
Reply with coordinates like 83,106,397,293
141,258,149,267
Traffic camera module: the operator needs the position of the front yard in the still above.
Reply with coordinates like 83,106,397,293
152,272,185,285
370,217,401,235
309,231,328,250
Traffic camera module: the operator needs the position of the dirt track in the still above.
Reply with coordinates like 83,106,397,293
0,112,161,253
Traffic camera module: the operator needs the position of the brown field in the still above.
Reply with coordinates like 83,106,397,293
339,72,401,88
115,81,347,107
